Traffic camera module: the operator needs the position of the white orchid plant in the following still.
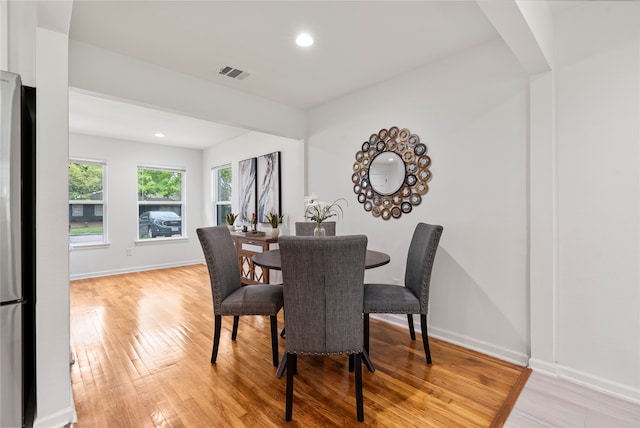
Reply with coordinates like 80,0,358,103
304,195,347,223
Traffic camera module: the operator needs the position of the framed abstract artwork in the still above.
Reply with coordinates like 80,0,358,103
257,151,281,222
238,157,257,223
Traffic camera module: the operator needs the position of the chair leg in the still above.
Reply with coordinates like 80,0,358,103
407,314,416,340
280,308,286,337
363,313,370,354
420,314,432,364
275,353,287,379
362,349,375,373
285,353,296,421
211,315,222,364
355,353,364,422
349,354,354,372
270,315,279,367
231,316,239,340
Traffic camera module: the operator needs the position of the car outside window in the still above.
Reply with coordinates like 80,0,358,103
138,166,185,239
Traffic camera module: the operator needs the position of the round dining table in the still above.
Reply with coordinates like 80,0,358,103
252,249,390,271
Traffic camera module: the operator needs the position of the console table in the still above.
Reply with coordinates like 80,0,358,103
230,231,279,285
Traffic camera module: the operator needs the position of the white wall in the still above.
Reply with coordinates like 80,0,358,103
69,133,204,279
6,2,75,426
33,26,74,428
202,131,305,235
552,2,639,400
306,2,640,403
307,39,531,364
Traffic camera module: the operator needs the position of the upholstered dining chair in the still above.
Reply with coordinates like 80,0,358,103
294,221,336,236
279,235,368,422
196,226,284,367
363,222,443,364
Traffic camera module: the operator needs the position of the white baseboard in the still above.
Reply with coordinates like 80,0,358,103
428,325,530,366
370,313,410,329
370,313,529,366
33,404,75,428
529,358,640,405
528,357,558,376
373,316,640,405
377,317,639,403
69,259,203,280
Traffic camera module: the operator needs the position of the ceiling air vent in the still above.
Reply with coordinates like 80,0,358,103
218,66,250,80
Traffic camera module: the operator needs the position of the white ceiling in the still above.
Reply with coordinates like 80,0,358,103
69,89,250,149
69,1,499,108
66,1,548,148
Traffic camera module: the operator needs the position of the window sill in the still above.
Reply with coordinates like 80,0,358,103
135,236,189,246
70,242,111,251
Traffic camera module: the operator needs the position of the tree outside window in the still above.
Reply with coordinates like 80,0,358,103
138,166,185,239
69,160,106,244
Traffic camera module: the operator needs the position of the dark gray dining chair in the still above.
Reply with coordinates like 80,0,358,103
279,235,368,422
294,221,336,236
196,226,284,367
363,222,443,364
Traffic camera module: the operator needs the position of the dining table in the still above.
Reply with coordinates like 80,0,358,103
252,247,390,378
252,249,390,271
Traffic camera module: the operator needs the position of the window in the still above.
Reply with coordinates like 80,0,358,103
138,166,185,239
68,160,106,244
71,204,83,217
212,165,232,225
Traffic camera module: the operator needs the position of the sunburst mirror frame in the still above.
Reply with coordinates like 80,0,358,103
352,126,431,220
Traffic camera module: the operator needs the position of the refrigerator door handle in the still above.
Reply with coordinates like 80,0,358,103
0,299,23,307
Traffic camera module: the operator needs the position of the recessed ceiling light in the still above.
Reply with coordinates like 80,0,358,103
154,132,165,138
296,32,314,47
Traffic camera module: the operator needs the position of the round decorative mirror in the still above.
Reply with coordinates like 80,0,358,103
368,151,405,195
352,126,431,220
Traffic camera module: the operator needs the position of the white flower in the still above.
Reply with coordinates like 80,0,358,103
304,195,347,223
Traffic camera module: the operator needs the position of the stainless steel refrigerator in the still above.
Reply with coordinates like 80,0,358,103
1,70,36,428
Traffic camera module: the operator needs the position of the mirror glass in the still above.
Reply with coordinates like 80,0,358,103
368,151,405,196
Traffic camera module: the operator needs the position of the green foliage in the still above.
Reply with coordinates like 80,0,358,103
69,227,103,235
265,212,284,228
138,168,182,201
218,167,232,201
225,213,238,226
69,162,103,200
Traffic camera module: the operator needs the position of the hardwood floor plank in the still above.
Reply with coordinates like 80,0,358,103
491,367,531,427
71,265,527,427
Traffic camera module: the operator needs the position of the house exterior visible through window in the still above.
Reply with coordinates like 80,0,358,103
212,165,232,225
138,166,185,239
68,160,106,244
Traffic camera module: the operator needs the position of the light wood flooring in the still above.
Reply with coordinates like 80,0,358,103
70,264,528,427
506,371,640,428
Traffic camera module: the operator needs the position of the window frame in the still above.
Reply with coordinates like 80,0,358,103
68,158,108,247
136,164,187,242
212,164,232,226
